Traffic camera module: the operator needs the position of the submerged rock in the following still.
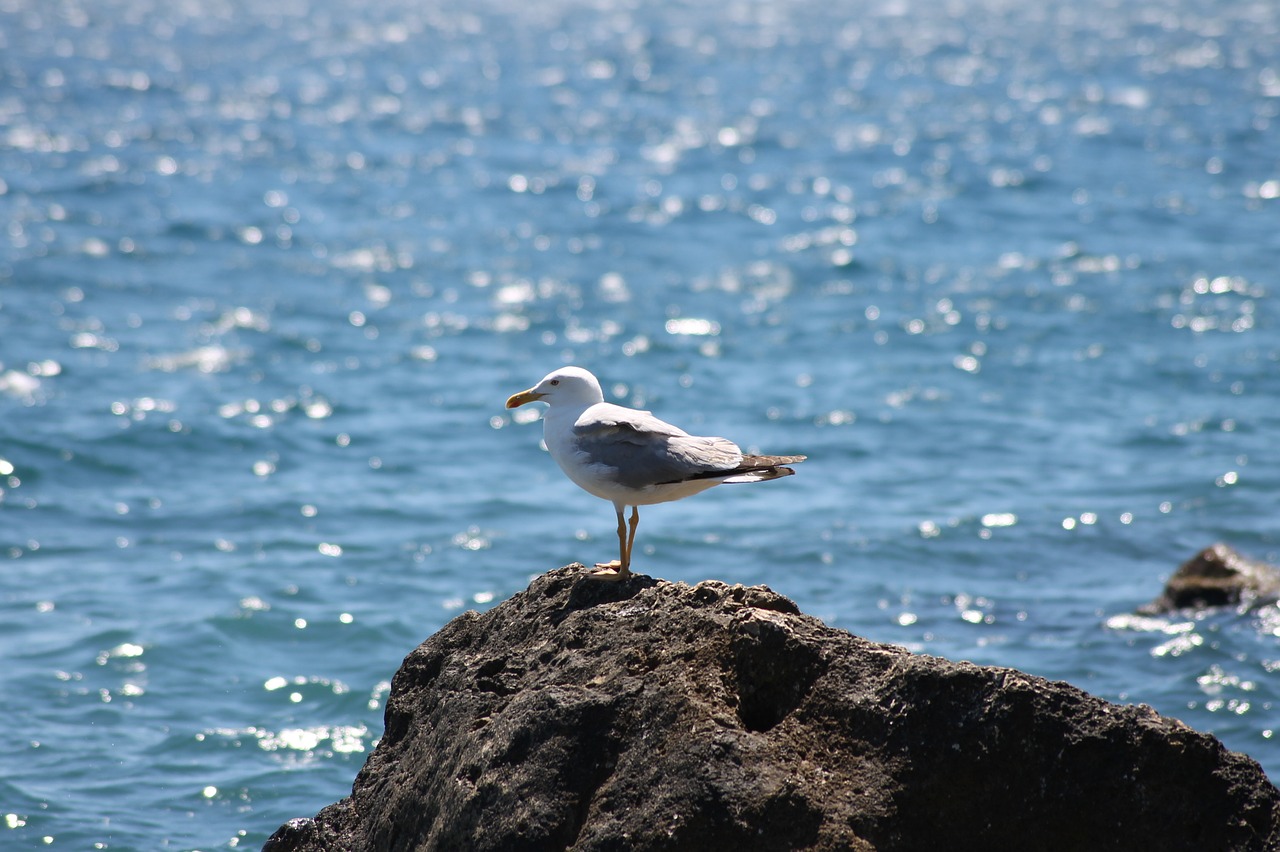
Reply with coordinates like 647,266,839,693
1141,543,1280,614
267,564,1280,852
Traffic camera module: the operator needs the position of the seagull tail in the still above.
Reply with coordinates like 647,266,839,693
718,454,806,484
720,466,796,484
743,454,807,467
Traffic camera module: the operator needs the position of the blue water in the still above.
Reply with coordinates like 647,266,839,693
2,0,1278,847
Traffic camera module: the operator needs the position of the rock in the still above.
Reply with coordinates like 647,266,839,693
266,564,1280,852
1141,543,1280,614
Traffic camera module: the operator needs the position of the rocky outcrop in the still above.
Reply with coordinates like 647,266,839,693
1141,543,1280,614
267,565,1280,852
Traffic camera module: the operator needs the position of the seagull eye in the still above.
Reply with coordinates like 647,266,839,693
549,379,560,386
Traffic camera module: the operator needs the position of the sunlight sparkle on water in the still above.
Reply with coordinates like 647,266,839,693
2,0,1278,846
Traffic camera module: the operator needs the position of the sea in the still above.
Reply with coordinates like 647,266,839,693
1,0,1278,847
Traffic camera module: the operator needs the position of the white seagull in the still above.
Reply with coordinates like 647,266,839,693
505,366,806,580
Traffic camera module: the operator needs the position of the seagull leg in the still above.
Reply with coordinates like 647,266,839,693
624,506,640,571
591,503,632,581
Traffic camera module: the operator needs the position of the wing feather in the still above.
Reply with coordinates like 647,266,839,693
571,405,744,490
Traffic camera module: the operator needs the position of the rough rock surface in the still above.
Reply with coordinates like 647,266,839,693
267,565,1280,852
1141,543,1280,614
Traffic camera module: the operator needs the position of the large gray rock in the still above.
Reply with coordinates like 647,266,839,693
266,565,1280,851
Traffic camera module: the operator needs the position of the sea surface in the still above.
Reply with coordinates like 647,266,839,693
1,0,1278,847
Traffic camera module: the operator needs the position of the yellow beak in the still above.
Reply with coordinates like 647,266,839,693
505,388,546,409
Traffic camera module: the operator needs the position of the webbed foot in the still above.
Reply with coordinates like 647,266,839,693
589,560,631,581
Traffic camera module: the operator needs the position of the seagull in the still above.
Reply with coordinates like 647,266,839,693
505,366,806,580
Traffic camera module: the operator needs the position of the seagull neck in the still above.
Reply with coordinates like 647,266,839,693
544,400,594,426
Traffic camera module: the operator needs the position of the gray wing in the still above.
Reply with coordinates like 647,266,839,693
572,406,743,490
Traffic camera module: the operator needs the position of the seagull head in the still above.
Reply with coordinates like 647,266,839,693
506,366,604,410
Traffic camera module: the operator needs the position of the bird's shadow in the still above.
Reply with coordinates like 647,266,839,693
545,564,661,625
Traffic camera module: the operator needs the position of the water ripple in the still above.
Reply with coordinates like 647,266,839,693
2,0,1279,847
